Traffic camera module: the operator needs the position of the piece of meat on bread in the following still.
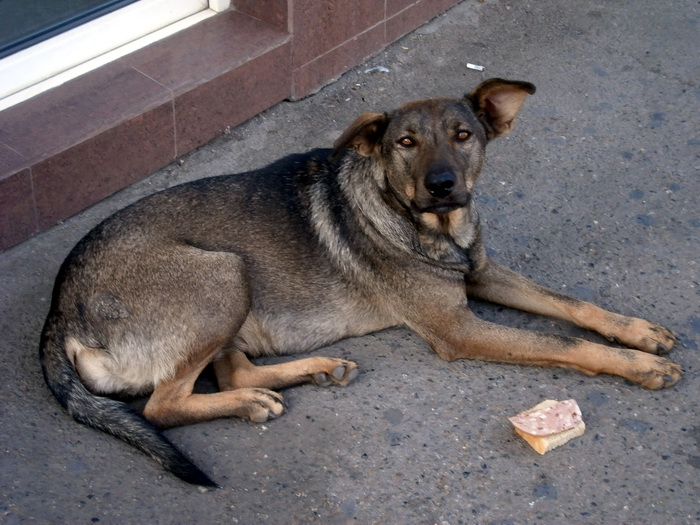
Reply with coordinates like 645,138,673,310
509,399,585,455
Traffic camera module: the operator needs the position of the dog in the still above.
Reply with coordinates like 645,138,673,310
40,78,682,487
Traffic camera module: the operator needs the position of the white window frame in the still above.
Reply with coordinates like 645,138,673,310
0,0,230,111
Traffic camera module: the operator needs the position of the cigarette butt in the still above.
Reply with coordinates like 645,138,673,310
467,63,485,71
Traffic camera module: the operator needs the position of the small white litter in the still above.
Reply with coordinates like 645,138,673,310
365,66,390,74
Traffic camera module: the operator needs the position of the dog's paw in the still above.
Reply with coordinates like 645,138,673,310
236,388,285,423
627,354,683,390
311,358,359,387
607,317,678,355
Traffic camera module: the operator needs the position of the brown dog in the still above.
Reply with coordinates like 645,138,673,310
40,78,682,487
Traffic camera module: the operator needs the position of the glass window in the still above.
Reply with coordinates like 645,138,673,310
0,0,139,59
0,0,211,108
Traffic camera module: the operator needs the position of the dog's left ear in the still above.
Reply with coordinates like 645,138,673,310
331,112,389,160
466,78,536,140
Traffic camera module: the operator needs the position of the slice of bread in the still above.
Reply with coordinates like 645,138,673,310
509,399,585,455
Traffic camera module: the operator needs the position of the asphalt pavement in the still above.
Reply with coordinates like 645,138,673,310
1,0,698,523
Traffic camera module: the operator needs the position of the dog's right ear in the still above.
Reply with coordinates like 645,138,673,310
466,78,536,140
331,112,389,160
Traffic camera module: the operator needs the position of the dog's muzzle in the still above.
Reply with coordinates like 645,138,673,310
418,170,469,214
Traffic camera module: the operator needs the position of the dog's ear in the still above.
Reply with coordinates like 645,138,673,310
466,78,536,140
331,112,389,160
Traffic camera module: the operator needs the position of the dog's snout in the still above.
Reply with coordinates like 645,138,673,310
425,171,456,198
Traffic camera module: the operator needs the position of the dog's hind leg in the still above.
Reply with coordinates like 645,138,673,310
213,351,359,391
143,342,286,428
118,246,286,428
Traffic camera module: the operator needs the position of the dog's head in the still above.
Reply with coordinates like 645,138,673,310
333,78,535,216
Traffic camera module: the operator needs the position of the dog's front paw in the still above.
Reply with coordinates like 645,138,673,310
311,358,359,387
627,353,683,390
607,317,678,355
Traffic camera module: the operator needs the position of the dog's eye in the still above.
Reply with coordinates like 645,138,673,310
398,137,416,147
456,130,471,142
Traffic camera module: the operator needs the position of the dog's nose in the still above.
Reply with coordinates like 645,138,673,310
425,171,456,198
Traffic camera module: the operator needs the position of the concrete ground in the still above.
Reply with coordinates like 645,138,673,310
1,0,698,523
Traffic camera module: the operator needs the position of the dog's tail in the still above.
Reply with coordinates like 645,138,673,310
39,314,217,488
